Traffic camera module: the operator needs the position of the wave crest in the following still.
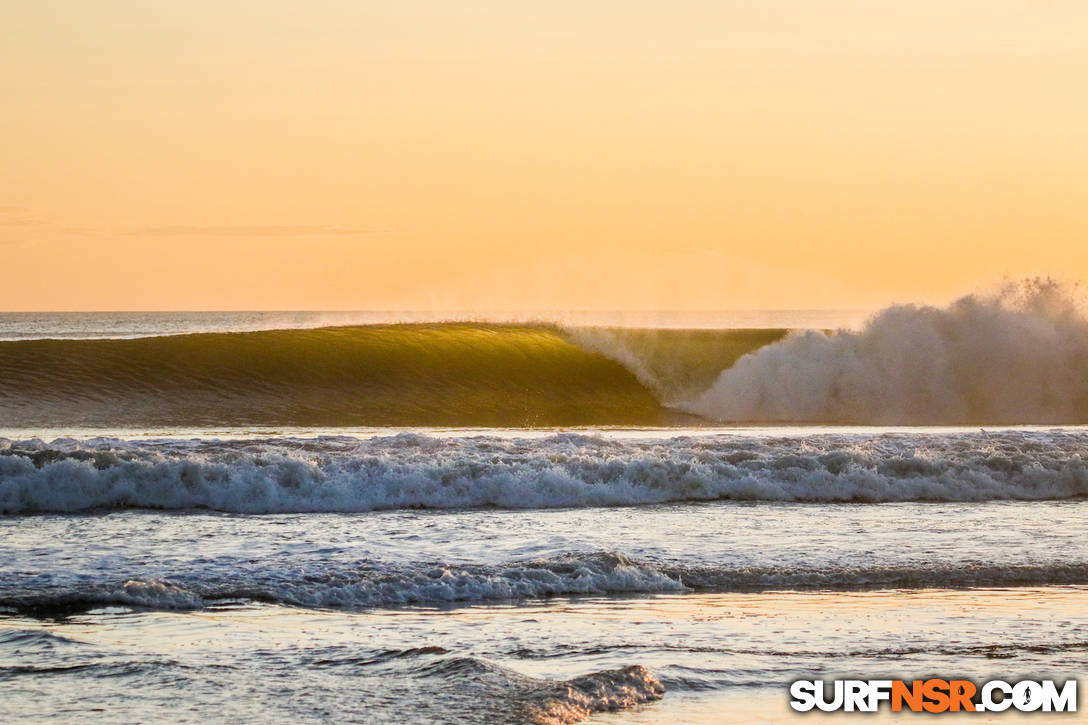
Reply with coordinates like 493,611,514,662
524,665,665,725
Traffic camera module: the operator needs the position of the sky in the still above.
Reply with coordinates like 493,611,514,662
2,1,1086,311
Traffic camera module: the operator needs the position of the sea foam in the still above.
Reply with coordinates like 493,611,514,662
2,429,1087,514
682,279,1088,424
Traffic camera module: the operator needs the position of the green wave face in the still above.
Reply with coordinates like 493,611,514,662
0,324,787,428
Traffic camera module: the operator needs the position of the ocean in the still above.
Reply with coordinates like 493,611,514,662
3,299,1088,723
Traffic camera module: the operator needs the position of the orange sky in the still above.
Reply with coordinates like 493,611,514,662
2,1,1086,311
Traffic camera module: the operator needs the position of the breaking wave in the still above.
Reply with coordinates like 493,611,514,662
3,429,1088,515
521,664,665,724
0,323,780,428
684,279,1088,424
394,656,663,725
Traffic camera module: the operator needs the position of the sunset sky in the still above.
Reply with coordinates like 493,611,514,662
3,1,1086,311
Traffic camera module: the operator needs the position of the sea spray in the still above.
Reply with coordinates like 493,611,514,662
683,279,1088,424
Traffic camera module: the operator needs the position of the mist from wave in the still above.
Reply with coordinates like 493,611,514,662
681,279,1088,425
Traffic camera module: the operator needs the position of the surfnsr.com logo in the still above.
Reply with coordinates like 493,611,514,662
790,679,1077,713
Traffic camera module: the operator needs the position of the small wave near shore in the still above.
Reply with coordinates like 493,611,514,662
6,552,1088,615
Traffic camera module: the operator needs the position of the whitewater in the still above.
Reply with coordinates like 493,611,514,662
683,279,1088,424
2,429,1088,515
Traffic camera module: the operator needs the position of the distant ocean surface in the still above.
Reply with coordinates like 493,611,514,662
4,295,1088,723
0,309,868,340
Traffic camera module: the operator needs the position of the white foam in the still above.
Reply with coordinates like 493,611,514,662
2,429,1088,514
683,279,1088,424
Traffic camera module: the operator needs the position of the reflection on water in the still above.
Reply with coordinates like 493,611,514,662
3,588,1087,723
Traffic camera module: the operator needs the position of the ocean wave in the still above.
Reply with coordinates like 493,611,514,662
522,664,664,725
683,279,1088,424
0,553,685,613
5,553,1088,615
0,323,774,428
0,578,208,614
395,656,664,725
2,430,1088,515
